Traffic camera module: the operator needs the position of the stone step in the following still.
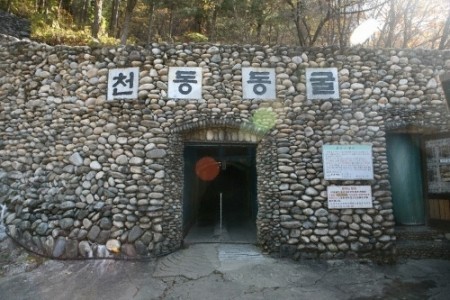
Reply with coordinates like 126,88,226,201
396,239,450,259
395,226,449,241
394,226,450,259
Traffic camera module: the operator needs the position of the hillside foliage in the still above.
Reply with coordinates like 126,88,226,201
1,0,449,49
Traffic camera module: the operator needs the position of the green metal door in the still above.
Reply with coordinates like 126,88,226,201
386,133,425,225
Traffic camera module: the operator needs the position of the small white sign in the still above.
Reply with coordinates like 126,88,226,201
306,68,339,100
107,67,139,101
439,158,450,164
323,144,374,180
242,67,276,99
327,185,373,209
168,67,202,99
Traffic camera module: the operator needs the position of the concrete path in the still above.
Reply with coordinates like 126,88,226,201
184,220,257,244
1,240,450,300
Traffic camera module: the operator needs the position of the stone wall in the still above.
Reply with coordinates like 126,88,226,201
1,36,449,259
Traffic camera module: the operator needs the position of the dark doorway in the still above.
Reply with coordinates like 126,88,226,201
183,144,257,243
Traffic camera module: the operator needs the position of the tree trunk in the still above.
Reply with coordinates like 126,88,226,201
194,8,206,34
255,21,263,44
6,0,12,12
292,0,312,46
36,0,45,13
120,13,132,44
71,0,81,25
384,0,397,48
168,6,174,41
268,23,273,44
57,0,63,20
209,7,218,42
296,10,306,45
92,0,103,39
287,0,307,46
120,0,138,45
81,0,90,26
402,0,416,48
147,0,155,43
439,7,450,50
338,1,351,48
109,0,120,37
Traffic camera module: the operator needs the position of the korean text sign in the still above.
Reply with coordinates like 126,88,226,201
107,67,139,101
323,144,374,180
242,67,276,99
306,68,339,100
327,185,373,209
168,67,202,99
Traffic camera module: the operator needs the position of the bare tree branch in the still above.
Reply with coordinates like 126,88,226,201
439,6,450,49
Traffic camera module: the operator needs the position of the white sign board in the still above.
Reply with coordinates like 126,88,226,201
323,144,374,180
168,67,202,99
440,158,450,164
306,68,339,100
242,67,276,99
327,185,373,209
107,67,139,101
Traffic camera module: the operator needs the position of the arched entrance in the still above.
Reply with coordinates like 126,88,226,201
173,121,266,244
183,143,257,243
169,119,280,252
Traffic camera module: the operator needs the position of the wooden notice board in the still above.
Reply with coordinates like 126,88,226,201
429,199,450,221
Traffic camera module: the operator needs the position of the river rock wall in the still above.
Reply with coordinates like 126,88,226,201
0,36,449,260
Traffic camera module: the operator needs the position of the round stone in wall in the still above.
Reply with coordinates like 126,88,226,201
106,239,121,254
90,161,102,170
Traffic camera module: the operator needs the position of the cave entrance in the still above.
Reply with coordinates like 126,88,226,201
183,144,257,244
